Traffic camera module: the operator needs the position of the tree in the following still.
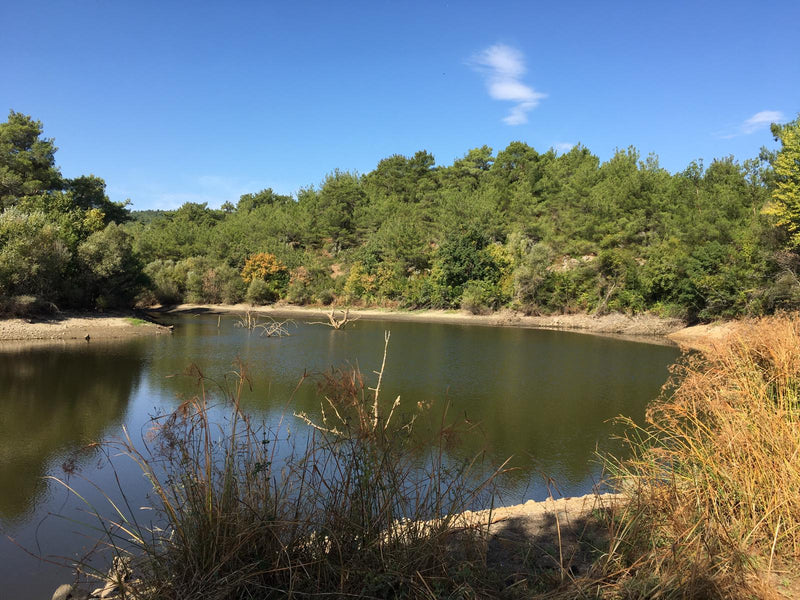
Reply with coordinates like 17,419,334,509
313,171,364,252
77,223,145,307
765,116,800,247
67,175,130,224
0,111,62,209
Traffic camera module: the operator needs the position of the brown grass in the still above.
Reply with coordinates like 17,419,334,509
580,314,800,598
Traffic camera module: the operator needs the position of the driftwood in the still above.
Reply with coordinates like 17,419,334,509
308,308,360,330
234,311,293,337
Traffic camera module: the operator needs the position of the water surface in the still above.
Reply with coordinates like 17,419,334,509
0,314,679,598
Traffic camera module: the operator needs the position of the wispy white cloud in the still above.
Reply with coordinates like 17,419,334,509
469,44,546,126
741,110,784,134
717,110,785,138
554,142,574,153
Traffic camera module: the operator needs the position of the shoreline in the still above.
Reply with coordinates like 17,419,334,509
0,302,748,351
0,311,172,343
157,303,688,346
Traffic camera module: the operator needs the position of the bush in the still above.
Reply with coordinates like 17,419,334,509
316,289,335,305
77,223,145,308
0,295,59,317
246,278,278,305
460,280,500,314
144,260,183,305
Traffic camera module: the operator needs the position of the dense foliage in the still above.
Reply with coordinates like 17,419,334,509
0,111,141,311
3,110,800,320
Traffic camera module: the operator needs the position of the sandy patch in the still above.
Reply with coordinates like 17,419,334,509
462,492,623,580
666,320,745,352
0,312,172,343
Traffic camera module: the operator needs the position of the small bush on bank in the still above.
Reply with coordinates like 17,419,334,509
460,280,501,314
0,294,59,317
316,288,335,305
245,278,278,305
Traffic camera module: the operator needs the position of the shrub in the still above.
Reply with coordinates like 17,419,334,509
143,260,183,305
460,280,500,314
0,295,59,316
241,252,289,285
316,289,335,305
245,278,278,305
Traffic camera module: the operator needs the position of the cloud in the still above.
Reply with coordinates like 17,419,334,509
470,44,546,125
554,142,574,153
741,110,784,134
717,110,785,138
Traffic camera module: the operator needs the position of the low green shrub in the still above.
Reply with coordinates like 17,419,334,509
245,278,278,305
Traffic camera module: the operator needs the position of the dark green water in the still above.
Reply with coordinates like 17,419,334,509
0,314,679,598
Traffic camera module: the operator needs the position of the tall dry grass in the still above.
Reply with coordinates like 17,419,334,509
591,315,800,598
69,334,508,599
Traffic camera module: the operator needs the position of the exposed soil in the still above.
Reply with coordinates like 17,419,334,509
160,303,687,345
0,311,172,342
666,320,747,352
461,492,623,589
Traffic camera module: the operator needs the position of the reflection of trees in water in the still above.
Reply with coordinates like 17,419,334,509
149,318,677,500
0,342,144,523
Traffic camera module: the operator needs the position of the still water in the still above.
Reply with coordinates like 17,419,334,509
0,314,679,598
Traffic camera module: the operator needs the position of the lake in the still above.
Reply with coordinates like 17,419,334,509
0,313,679,598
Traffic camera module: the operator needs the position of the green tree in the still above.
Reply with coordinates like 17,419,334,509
77,223,145,307
0,111,62,209
765,116,800,247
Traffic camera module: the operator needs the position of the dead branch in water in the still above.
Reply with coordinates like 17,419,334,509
233,311,293,337
307,308,360,330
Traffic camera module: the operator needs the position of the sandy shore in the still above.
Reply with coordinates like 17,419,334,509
665,320,747,352
159,303,687,344
0,312,172,342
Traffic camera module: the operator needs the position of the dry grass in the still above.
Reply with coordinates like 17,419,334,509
573,314,800,599
67,334,511,599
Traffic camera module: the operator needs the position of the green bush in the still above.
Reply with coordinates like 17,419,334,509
460,280,500,314
0,295,59,316
246,278,278,305
144,260,184,305
316,289,335,305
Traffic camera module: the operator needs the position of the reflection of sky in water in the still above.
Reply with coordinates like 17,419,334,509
0,315,679,599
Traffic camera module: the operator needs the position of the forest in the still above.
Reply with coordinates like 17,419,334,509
2,109,799,322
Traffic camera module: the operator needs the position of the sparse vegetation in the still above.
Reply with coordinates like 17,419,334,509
66,340,508,599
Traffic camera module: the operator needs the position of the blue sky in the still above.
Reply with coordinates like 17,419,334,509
2,1,798,210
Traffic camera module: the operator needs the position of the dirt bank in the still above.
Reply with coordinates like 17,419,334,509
462,492,623,578
160,303,686,344
0,312,172,342
666,320,748,352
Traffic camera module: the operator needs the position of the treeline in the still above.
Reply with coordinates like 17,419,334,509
2,109,799,321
